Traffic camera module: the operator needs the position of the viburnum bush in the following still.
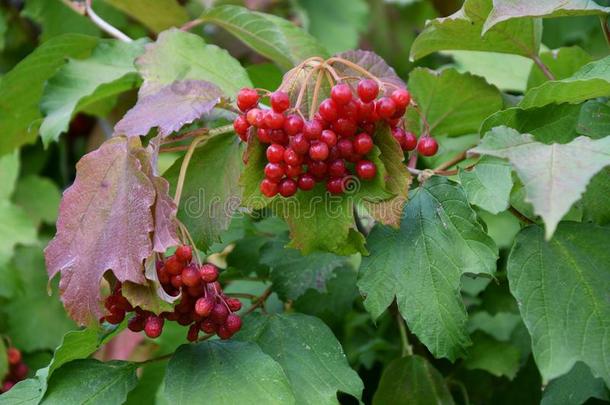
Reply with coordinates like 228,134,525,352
1,1,610,404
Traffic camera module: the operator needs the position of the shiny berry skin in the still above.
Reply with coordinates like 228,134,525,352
233,115,249,139
298,173,316,190
390,88,411,109
356,160,377,180
404,131,418,151
328,159,347,178
303,119,323,140
128,314,145,332
266,144,285,163
337,138,354,158
417,136,438,156
257,128,272,143
331,83,353,105
270,91,290,112
391,127,406,147
175,245,192,263
226,314,242,334
260,178,279,197
326,178,344,194
157,266,170,284
171,274,183,289
320,129,337,147
187,324,199,342
318,99,339,122
289,133,309,155
308,161,328,178
264,162,285,181
237,88,259,112
165,256,184,276
357,79,379,103
217,325,232,340
332,118,357,138
200,320,216,334
376,97,397,119
284,114,304,136
264,110,285,129
210,303,229,324
200,264,219,283
226,298,242,312
105,309,125,325
354,133,373,155
356,100,375,122
269,129,288,145
286,164,302,178
278,178,298,197
246,108,264,127
309,142,329,161
195,297,214,317
339,100,358,121
181,265,201,287
144,316,164,338
283,148,303,166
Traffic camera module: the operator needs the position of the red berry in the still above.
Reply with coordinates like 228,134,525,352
210,303,229,324
105,310,125,325
303,119,323,140
391,127,406,148
308,161,328,178
319,99,339,122
165,256,184,276
278,178,298,197
320,129,337,147
128,314,145,332
187,324,199,342
356,100,375,122
144,316,164,338
246,108,264,127
2,381,15,392
269,129,288,145
200,320,217,334
326,178,344,194
264,162,285,181
257,128,272,143
182,265,201,287
200,264,219,283
283,148,303,166
361,122,376,134
337,138,354,158
284,114,304,135
358,79,379,103
270,91,290,113
226,314,242,334
233,115,249,140
289,133,309,155
309,142,329,161
298,173,316,190
404,131,418,151
260,178,279,197
217,325,232,340
226,298,242,312
332,118,357,138
175,245,192,263
376,97,397,119
331,83,353,105
328,159,347,178
264,110,285,130
12,363,28,380
237,88,259,112
354,133,373,155
356,160,377,180
7,348,21,365
195,297,214,317
390,88,411,109
171,274,183,289
417,136,438,156
286,164,302,178
266,144,285,163
339,100,359,121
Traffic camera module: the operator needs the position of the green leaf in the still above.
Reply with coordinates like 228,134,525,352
459,156,513,214
0,339,7,381
42,360,138,405
464,332,521,379
297,0,368,54
527,46,592,90
0,33,98,156
0,377,45,405
484,0,610,32
104,0,188,33
39,39,145,145
372,355,454,405
236,313,364,404
520,56,610,109
136,28,252,97
0,151,19,200
410,0,541,61
163,341,295,404
199,5,328,70
468,311,522,342
471,126,610,238
22,0,100,41
13,175,61,225
577,100,610,139
0,202,37,267
165,133,243,250
406,68,503,137
508,223,610,384
541,362,610,405
582,167,610,225
358,177,498,360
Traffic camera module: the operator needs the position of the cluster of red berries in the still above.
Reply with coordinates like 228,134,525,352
233,79,438,197
102,246,242,342
1,347,27,393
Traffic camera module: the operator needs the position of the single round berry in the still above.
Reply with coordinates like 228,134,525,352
226,314,242,334
165,256,183,276
391,127,406,148
309,142,329,161
144,316,164,338
356,160,377,180
357,79,379,103
246,108,264,127
200,320,216,334
339,100,358,121
331,83,353,105
171,274,183,289
7,348,21,366
332,118,357,138
356,100,375,122
260,178,278,197
233,115,249,140
269,129,288,145
283,148,303,166
354,133,373,155
298,173,316,190
320,129,337,147
195,297,214,317
175,245,192,263
226,298,242,312
376,97,397,119
12,363,28,380
237,88,259,112
217,325,232,340
319,99,339,122
266,144,285,163
328,159,347,178
286,164,302,178
303,119,323,140
390,88,411,109
264,110,285,129
417,136,439,156
210,303,229,324
181,265,201,287
2,381,15,393
264,162,285,181
337,138,354,158
128,314,145,332
284,114,304,136
404,131,418,151
308,161,328,178
278,178,298,197
200,264,219,283
257,128,272,143
270,91,290,113
187,324,199,342
326,178,344,194
290,133,309,155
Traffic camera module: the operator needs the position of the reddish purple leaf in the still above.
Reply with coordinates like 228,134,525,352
45,137,155,325
334,50,406,92
114,80,223,138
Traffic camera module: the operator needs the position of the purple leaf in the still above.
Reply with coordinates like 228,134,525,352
114,79,223,138
334,50,406,92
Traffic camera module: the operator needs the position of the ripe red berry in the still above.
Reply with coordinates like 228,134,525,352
226,314,242,334
257,128,272,143
308,161,328,178
332,118,357,138
182,265,201,287
210,303,229,324
298,173,316,190
286,164,302,178
361,122,376,134
266,144,285,163
264,162,285,181
171,274,183,289
165,256,184,276
328,159,347,178
417,136,439,156
264,110,285,129
144,316,164,338
376,97,397,119
284,114,304,135
260,178,279,197
246,108,264,127
357,79,379,102
391,127,406,148
200,264,219,283
283,148,303,166
269,129,288,145
339,100,359,121
289,133,309,155
217,325,232,340
278,178,298,197
320,129,337,147
404,131,418,151
7,348,21,365
337,138,354,158
195,297,215,317
200,319,217,334
226,298,242,312
356,100,375,122
390,88,411,109
237,88,259,112
318,99,339,122
187,324,200,342
233,115,249,140
175,245,192,263
354,133,373,155
331,83,353,105
2,381,15,392
270,91,290,113
303,119,323,140
128,314,145,332
12,363,28,380
356,160,377,180
326,178,344,194
309,141,329,161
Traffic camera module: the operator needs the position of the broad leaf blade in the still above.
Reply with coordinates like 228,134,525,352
527,46,592,90
541,362,610,405
463,332,521,379
104,0,188,33
459,156,513,214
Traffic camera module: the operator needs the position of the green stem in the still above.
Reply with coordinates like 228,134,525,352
396,312,413,356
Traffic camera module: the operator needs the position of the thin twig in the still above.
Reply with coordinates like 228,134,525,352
181,18,204,31
434,150,472,172
396,312,413,356
509,206,535,225
244,287,273,315
309,67,326,119
85,0,132,42
531,54,556,81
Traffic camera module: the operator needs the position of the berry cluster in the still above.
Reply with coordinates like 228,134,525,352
233,79,438,197
102,246,242,341
1,347,27,393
